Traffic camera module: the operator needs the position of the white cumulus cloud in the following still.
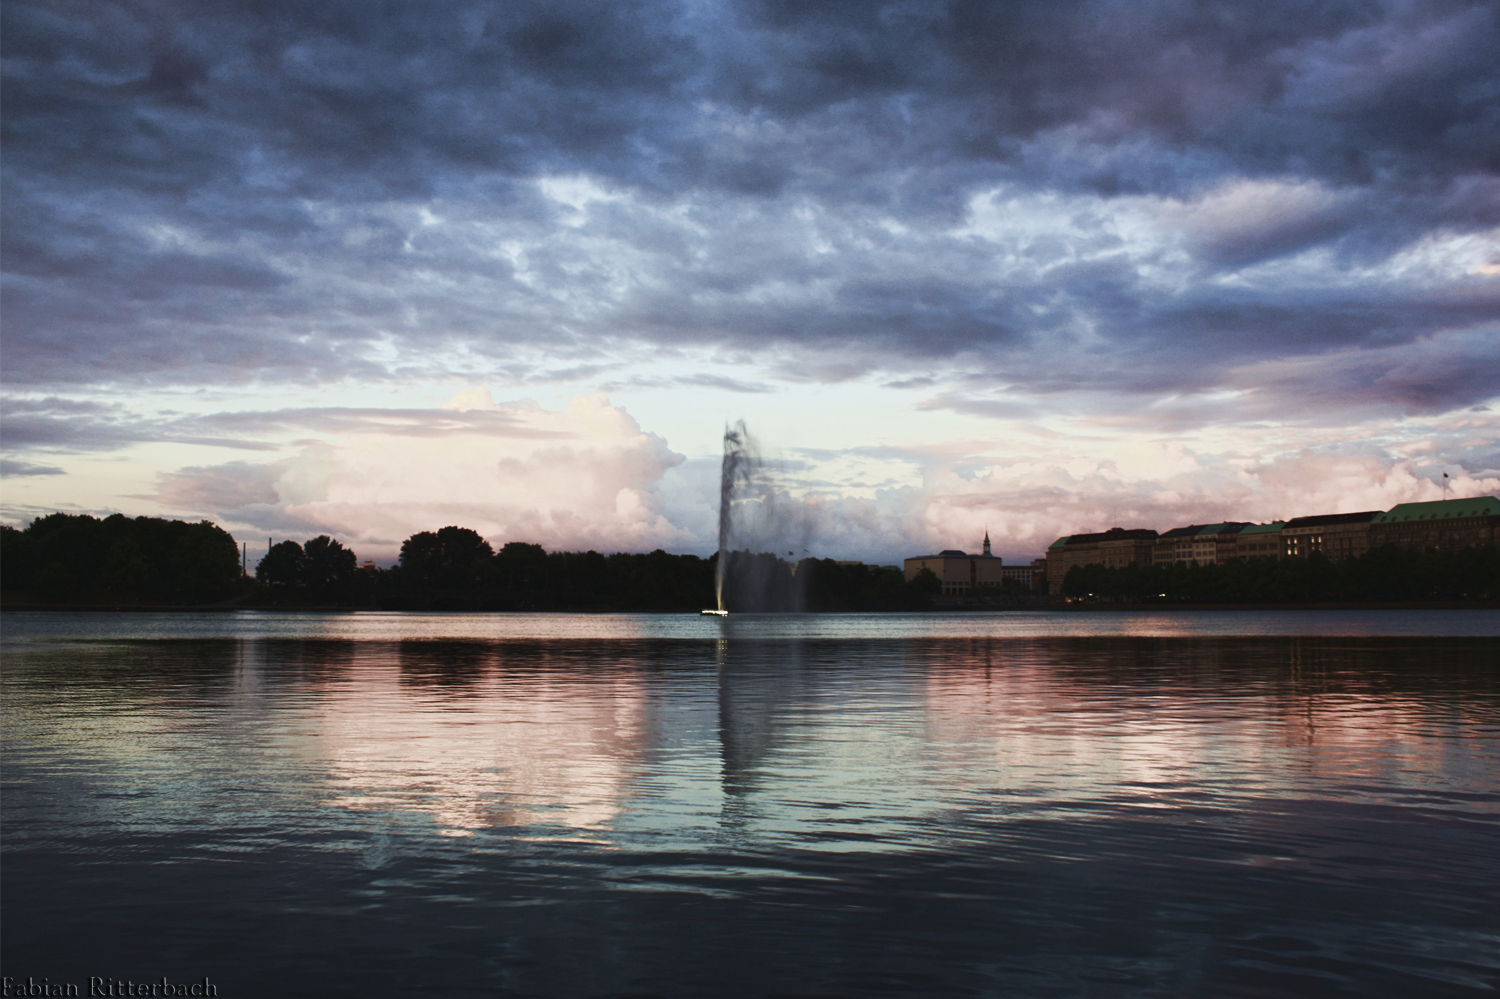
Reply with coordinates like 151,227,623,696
155,392,692,559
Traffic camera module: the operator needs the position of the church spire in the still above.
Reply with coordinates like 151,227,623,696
982,529,991,556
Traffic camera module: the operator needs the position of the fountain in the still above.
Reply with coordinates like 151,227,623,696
705,420,808,614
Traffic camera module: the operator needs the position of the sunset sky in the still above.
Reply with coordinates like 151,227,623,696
3,0,1498,565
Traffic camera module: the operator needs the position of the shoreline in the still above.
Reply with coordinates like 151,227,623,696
2,601,1497,613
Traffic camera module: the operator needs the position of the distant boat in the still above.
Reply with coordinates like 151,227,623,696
700,609,729,616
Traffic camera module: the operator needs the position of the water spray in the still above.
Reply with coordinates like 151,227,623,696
707,420,809,614
713,420,754,612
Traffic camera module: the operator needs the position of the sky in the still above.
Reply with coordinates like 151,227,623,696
3,0,1498,567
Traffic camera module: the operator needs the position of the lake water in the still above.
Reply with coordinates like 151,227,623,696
3,610,1498,998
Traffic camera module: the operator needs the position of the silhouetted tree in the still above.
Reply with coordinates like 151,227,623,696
494,541,548,600
257,540,306,590
98,536,156,595
2,513,240,604
907,567,941,606
802,559,936,611
168,521,242,600
0,525,40,592
302,535,358,601
400,526,495,592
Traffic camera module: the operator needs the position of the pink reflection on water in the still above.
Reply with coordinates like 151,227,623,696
307,652,650,837
918,648,1222,804
918,640,1499,811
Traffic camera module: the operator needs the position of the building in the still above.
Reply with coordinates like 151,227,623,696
1019,494,1500,602
1281,511,1380,560
1152,525,1203,566
904,532,1007,597
997,558,1047,591
1369,497,1500,552
1151,523,1248,566
1204,523,1251,564
1235,522,1285,560
1045,527,1158,595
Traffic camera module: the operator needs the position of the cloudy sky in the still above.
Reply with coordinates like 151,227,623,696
3,0,1498,565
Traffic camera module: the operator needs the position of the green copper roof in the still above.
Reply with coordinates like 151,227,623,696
1048,536,1071,549
1374,496,1499,524
1193,522,1249,536
1237,522,1285,536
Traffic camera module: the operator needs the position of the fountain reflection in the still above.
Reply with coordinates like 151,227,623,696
716,638,809,800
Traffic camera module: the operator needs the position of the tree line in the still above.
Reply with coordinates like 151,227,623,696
1062,544,1500,603
1,513,242,604
8,512,1497,610
1,514,941,611
256,525,941,611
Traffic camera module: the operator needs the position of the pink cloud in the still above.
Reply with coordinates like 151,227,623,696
154,393,693,559
147,393,1500,566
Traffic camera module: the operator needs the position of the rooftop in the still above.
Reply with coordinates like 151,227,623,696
1194,522,1251,536
1375,496,1499,523
1056,528,1158,545
1284,511,1380,529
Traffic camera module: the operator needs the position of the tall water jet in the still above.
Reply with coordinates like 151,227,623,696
714,420,808,613
714,421,749,611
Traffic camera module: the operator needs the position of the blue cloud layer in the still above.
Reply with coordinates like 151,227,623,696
2,0,1497,416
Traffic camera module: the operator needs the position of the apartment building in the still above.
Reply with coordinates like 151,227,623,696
1004,494,1500,602
1235,522,1284,560
1280,511,1381,561
1045,527,1158,595
1370,497,1499,552
1151,523,1248,567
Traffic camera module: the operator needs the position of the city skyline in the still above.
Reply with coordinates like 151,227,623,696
3,0,1498,566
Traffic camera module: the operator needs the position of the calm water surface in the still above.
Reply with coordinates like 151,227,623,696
3,611,1498,998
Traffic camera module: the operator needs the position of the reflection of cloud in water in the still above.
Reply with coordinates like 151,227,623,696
924,662,1238,799
313,656,649,837
919,638,1481,809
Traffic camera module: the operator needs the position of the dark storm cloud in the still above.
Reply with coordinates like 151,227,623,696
599,373,773,393
0,395,282,452
926,326,1500,430
0,459,66,477
3,0,1498,413
0,397,586,458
